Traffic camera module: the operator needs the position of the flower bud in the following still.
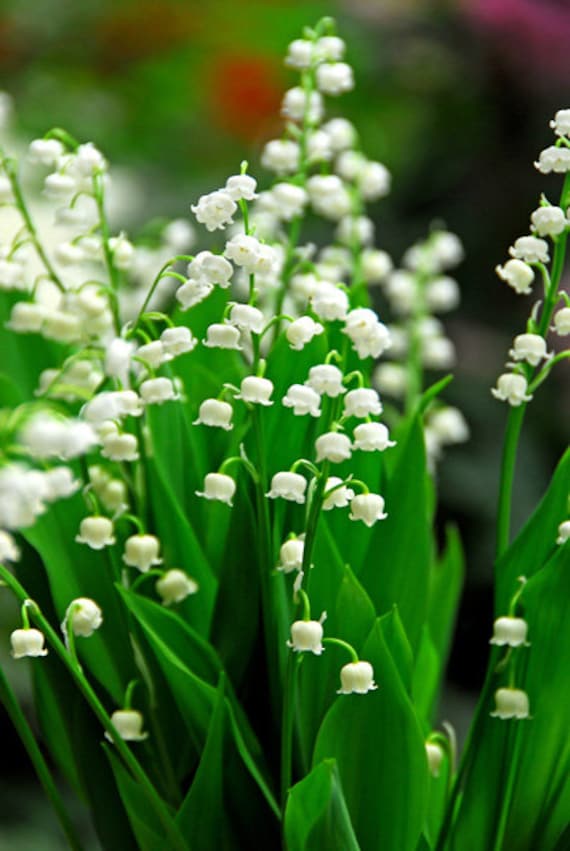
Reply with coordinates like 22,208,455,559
11,628,48,659
337,660,377,694
556,520,570,544
425,742,445,778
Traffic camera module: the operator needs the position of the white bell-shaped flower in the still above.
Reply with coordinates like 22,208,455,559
156,569,199,605
196,473,236,506
0,530,20,562
266,472,307,503
101,430,139,462
553,306,570,335
428,407,469,445
261,139,301,175
203,323,242,351
228,303,264,333
490,616,529,647
310,282,349,321
29,137,65,165
193,399,233,430
425,742,445,778
123,534,162,572
353,422,396,452
137,340,167,369
235,376,274,406
495,259,534,295
373,363,408,399
305,364,345,398
349,493,387,526
286,316,324,350
316,62,354,96
491,373,533,407
425,276,460,313
108,709,148,741
534,145,570,174
191,189,237,231
322,477,355,510
160,326,197,356
176,279,213,311
509,236,549,264
285,38,313,69
556,520,570,544
75,516,116,550
530,205,567,237
140,377,178,405
287,620,324,655
282,384,322,417
549,109,570,137
11,628,48,659
225,174,258,201
361,249,393,284
343,388,382,418
276,538,304,573
315,432,352,464
271,183,308,221
490,687,530,720
65,598,103,638
509,333,550,367
321,117,357,153
337,660,377,694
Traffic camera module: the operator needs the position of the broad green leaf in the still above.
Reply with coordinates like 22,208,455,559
106,747,185,851
313,618,429,851
379,606,413,694
448,545,570,850
495,447,570,612
358,415,432,651
22,495,134,702
412,626,440,729
427,524,464,665
117,588,279,819
284,759,361,851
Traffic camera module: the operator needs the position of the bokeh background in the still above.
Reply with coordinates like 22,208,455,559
0,0,568,846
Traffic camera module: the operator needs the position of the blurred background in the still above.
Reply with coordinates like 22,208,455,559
0,0,568,846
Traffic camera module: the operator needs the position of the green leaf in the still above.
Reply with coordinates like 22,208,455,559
284,759,361,851
313,618,429,851
448,545,570,850
106,747,184,851
117,588,280,819
22,496,134,702
412,626,440,729
427,524,464,665
495,447,570,612
358,415,433,651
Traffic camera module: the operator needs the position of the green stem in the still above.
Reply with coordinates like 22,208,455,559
1,154,66,291
0,565,188,851
92,173,122,334
280,653,301,812
0,665,83,850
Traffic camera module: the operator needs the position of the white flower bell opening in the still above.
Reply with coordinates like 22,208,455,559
490,616,529,648
196,473,236,506
75,516,116,550
266,472,307,503
349,493,387,526
156,569,199,605
337,660,377,694
287,619,324,655
123,534,163,572
490,687,531,720
107,709,148,742
11,628,48,659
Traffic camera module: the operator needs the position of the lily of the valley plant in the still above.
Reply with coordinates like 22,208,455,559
0,17,569,851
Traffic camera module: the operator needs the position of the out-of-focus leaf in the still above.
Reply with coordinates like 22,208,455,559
358,415,432,651
313,617,429,851
284,758,361,851
106,747,184,851
448,545,570,850
495,447,570,612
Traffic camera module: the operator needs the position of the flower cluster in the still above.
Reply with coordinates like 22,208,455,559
492,111,570,413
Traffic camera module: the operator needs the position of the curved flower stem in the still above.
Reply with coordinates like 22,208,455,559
495,175,570,559
0,565,188,851
0,665,83,850
0,153,66,292
129,257,193,337
92,172,122,334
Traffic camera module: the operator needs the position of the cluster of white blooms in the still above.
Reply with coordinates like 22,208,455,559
0,463,79,531
493,109,570,410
